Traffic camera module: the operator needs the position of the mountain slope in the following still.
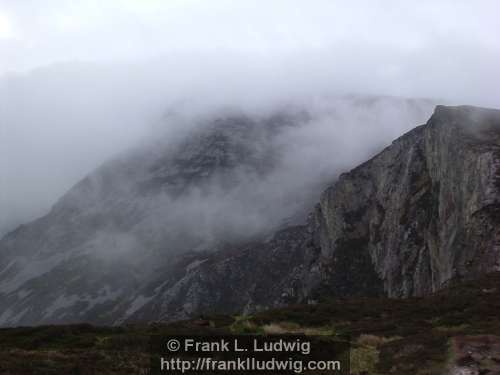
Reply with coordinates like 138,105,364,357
0,111,314,326
5,99,498,327
127,105,500,322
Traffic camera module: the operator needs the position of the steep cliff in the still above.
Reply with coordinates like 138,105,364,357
127,105,500,321
314,105,500,298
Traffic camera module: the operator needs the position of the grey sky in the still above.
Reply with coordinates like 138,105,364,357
1,0,499,104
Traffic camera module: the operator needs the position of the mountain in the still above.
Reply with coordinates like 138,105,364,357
126,105,500,322
5,99,499,327
0,109,314,326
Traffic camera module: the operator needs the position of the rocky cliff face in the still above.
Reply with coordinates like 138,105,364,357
2,101,498,326
126,105,500,321
313,105,500,298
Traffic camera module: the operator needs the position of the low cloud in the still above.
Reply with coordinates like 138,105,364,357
1,1,499,236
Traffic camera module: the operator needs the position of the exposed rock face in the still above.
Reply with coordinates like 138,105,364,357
2,102,499,326
326,105,500,297
297,105,500,300
128,105,500,321
311,122,436,298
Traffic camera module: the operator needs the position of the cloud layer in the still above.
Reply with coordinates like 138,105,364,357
1,1,499,235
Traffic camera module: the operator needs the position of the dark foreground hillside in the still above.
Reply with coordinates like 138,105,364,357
1,271,499,374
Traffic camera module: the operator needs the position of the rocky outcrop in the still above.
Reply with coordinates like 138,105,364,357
312,105,500,298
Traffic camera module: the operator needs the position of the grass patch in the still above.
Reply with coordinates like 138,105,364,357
350,345,379,374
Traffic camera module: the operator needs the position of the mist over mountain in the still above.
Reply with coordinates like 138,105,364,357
2,1,500,237
2,3,500,374
0,62,437,237
1,0,500,337
0,95,437,326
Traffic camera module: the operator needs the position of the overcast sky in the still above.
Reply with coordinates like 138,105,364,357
1,0,500,236
0,0,499,105
0,1,498,90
